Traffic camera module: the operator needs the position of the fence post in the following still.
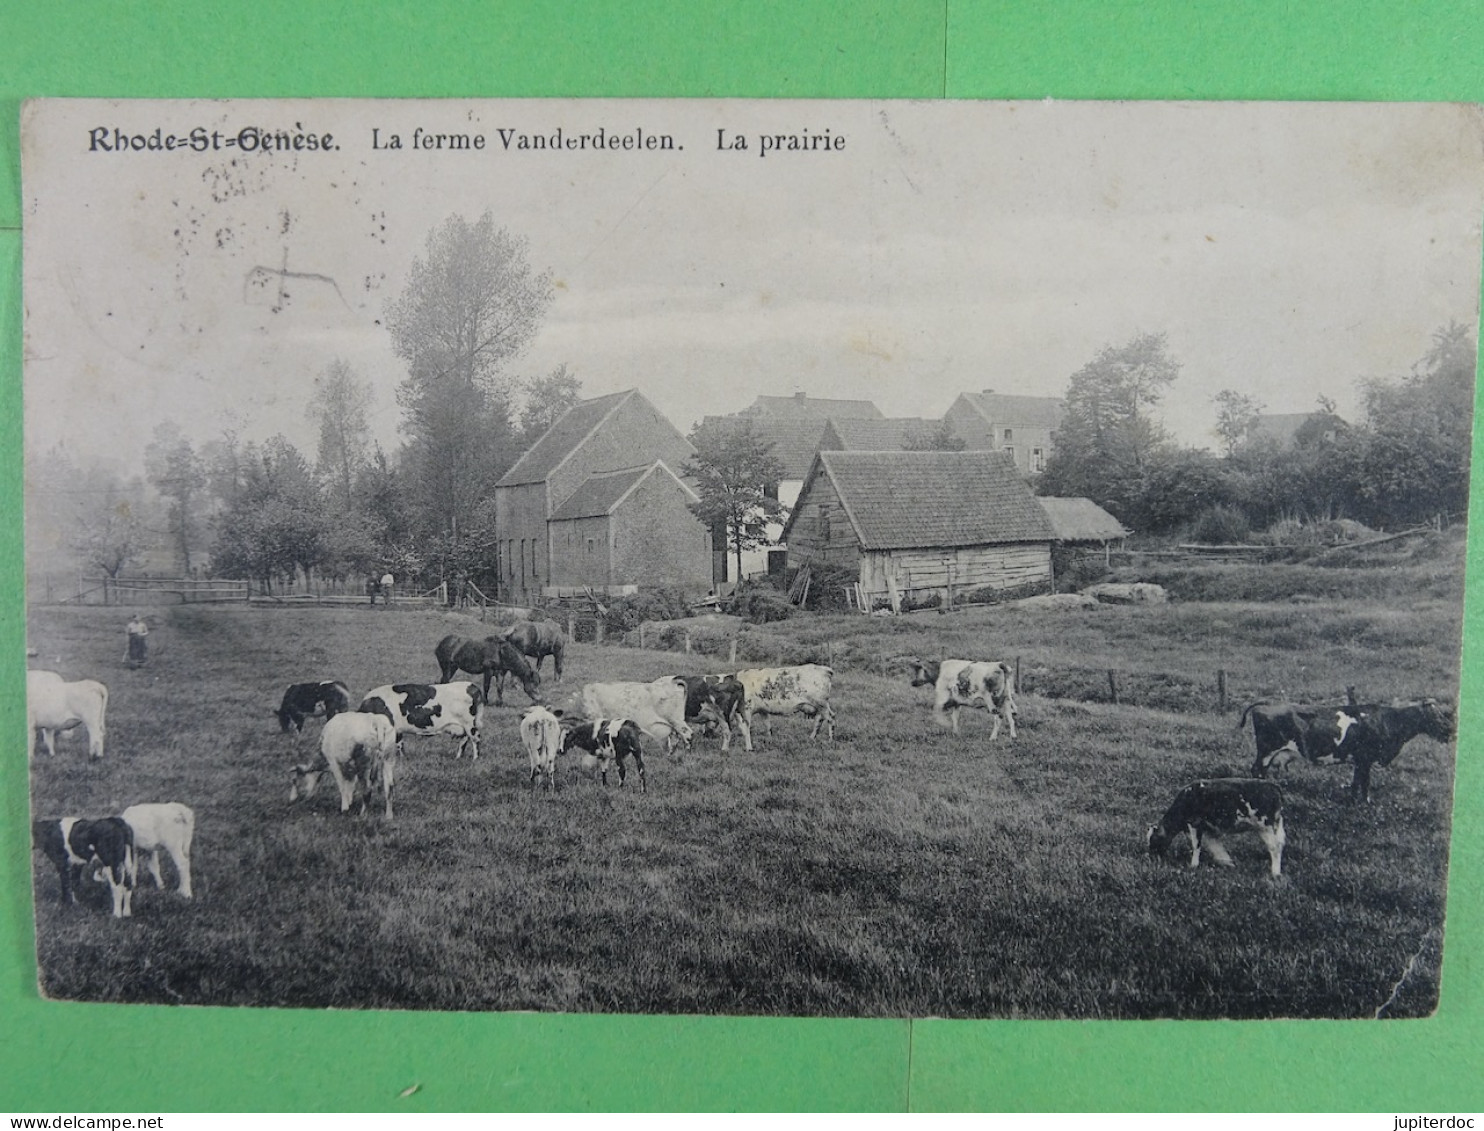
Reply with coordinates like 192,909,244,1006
685,631,692,654
1108,670,1120,705
939,643,947,661
1217,669,1227,713
1015,656,1022,694
729,638,738,663
595,620,605,645
567,613,576,639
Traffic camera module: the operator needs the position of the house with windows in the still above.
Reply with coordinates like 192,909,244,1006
782,450,1056,612
493,389,712,603
943,389,1065,474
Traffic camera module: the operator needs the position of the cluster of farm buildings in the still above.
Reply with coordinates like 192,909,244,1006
493,387,1131,611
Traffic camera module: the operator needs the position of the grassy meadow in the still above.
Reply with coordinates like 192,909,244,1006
26,545,1462,1018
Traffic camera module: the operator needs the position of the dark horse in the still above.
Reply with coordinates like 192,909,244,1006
501,618,567,682
434,634,541,705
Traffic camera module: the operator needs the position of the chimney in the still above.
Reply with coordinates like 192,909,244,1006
982,388,994,395
795,391,807,401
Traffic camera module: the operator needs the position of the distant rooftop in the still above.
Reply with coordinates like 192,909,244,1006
748,392,883,420
497,389,637,487
699,414,832,481
822,417,933,451
959,390,1066,430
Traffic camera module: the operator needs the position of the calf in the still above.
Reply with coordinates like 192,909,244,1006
730,665,837,751
561,717,647,791
1146,778,1286,877
32,816,135,917
120,802,195,899
581,677,693,752
679,674,742,750
908,658,1016,738
359,681,486,760
435,634,541,705
275,680,353,733
291,711,400,818
1333,698,1455,803
520,705,565,793
27,670,108,759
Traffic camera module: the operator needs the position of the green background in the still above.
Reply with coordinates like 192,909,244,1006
1,1,1482,1111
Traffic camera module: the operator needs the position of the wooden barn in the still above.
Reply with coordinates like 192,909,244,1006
782,450,1056,611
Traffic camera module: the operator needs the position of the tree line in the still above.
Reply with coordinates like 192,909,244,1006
29,212,582,596
1038,323,1476,538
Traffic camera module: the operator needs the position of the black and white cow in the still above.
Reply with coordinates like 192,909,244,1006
292,711,400,818
1240,701,1356,777
434,634,541,705
728,664,837,750
581,677,694,752
1146,778,1286,877
359,681,486,760
679,674,742,750
32,816,136,916
561,716,647,791
908,658,1016,738
275,680,353,733
1333,698,1456,803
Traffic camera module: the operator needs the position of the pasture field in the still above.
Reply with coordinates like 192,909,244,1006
26,576,1460,1018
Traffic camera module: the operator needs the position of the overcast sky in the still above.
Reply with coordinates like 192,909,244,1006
22,99,1484,473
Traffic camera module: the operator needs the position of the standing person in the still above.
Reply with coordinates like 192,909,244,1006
124,614,149,667
379,572,394,607
367,575,380,606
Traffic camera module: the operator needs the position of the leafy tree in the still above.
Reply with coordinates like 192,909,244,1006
903,419,967,451
518,364,582,447
683,418,788,585
1212,389,1265,457
71,469,148,578
144,421,207,574
1039,331,1181,522
309,358,374,511
210,436,328,590
386,212,553,537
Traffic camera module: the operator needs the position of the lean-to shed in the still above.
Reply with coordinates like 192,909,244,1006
781,450,1056,611
1036,497,1129,544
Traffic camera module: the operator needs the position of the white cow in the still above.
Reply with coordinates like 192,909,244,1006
358,681,485,760
27,670,108,759
580,677,693,751
291,711,399,818
520,705,565,792
908,658,1017,738
730,664,837,751
120,803,196,899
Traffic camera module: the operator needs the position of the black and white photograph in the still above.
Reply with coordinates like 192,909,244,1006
21,98,1482,1018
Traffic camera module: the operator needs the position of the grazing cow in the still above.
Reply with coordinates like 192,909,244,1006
359,681,485,761
503,619,567,682
730,664,837,751
1332,698,1456,803
581,677,694,751
679,675,741,750
434,634,541,705
27,670,108,760
561,717,648,791
1146,778,1287,877
908,658,1016,738
291,711,400,818
120,802,196,899
520,705,566,792
32,816,135,917
1240,701,1356,778
275,680,353,733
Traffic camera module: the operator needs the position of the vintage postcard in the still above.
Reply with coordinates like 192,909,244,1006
21,99,1481,1017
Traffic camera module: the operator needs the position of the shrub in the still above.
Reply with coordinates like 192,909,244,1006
602,586,694,632
1189,506,1252,545
795,562,861,613
734,589,795,624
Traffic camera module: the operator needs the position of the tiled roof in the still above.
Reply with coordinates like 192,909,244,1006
548,465,653,521
699,414,831,481
750,394,883,420
961,392,1066,430
822,417,932,451
1036,497,1129,542
786,450,1057,550
497,389,635,487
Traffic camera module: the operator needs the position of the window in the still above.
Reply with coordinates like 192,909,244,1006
1031,447,1045,472
507,540,515,579
1002,445,1016,464
1003,427,1013,443
519,539,527,582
